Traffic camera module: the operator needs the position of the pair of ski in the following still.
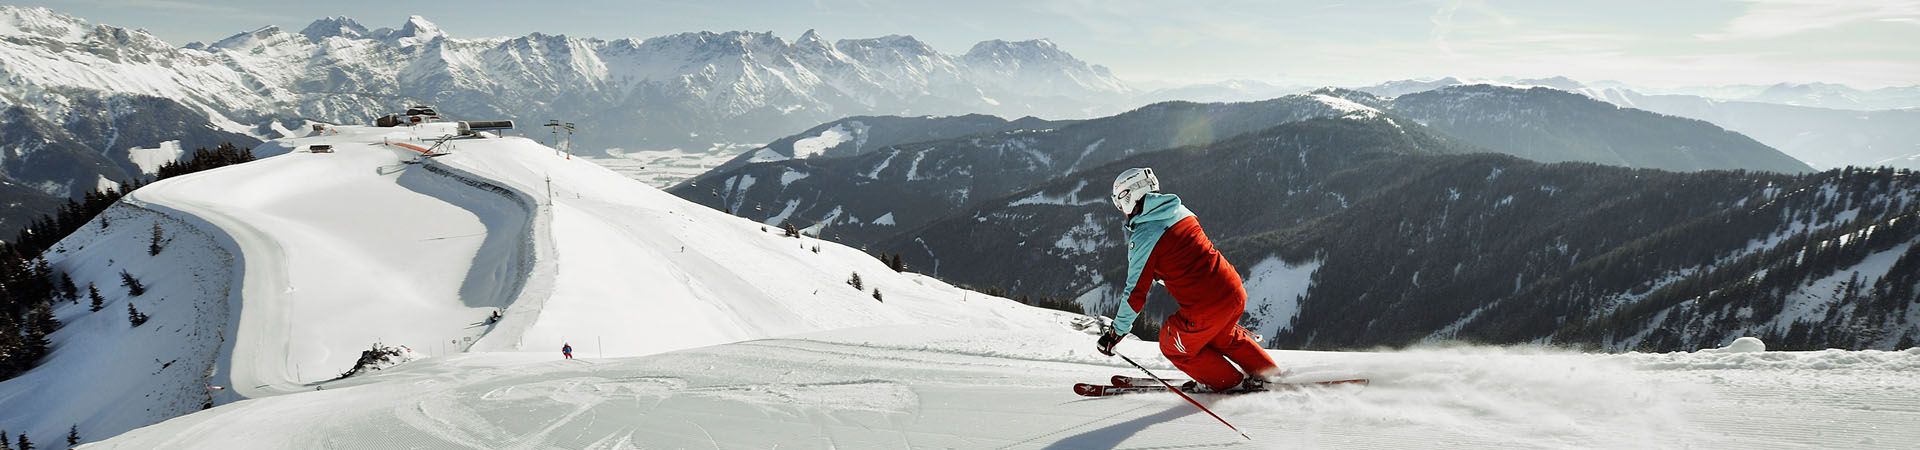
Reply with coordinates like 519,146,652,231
1074,374,1369,397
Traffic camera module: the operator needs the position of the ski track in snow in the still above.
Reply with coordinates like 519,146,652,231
92,328,1920,449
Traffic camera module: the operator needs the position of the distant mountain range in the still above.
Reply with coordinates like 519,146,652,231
1356,77,1920,111
1656,81,1920,111
1351,77,1920,171
0,5,1136,236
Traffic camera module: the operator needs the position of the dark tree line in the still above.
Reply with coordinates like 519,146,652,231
1251,162,1920,352
0,143,253,382
1560,167,1920,350
153,143,255,180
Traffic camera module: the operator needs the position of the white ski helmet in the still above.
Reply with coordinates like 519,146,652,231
1111,167,1159,216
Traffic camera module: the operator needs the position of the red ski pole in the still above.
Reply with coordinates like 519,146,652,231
1117,352,1252,440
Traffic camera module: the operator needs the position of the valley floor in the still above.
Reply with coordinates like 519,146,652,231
94,327,1920,449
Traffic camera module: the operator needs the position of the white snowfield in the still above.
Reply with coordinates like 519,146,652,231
95,329,1920,449
11,123,1918,449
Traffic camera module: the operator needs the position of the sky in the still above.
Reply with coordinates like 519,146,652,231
13,0,1920,89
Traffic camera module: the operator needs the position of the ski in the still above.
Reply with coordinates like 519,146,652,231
1076,377,1369,397
1111,374,1187,387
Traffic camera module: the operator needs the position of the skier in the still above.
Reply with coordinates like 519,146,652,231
562,343,573,360
1096,168,1282,392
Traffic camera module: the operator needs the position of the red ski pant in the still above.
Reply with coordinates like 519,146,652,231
1159,311,1279,391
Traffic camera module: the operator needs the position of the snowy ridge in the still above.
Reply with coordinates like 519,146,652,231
0,121,1085,445
0,203,238,446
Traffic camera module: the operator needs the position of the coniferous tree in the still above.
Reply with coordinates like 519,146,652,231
127,301,149,327
119,270,145,297
57,273,77,303
1,431,11,450
65,426,77,448
847,272,863,290
24,305,55,359
149,222,166,256
782,222,800,238
872,288,883,302
88,283,104,312
13,433,27,450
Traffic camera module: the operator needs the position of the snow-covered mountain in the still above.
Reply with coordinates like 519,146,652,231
1739,82,1920,111
1361,77,1920,111
0,6,1135,234
1352,76,1920,171
1385,85,1815,173
0,6,1131,150
1600,90,1920,170
0,122,1089,446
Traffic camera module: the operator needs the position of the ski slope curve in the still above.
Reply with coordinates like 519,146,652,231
125,121,1090,395
127,127,531,396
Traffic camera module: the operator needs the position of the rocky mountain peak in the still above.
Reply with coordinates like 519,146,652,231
299,16,369,41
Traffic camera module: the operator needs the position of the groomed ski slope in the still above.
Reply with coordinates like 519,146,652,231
128,129,527,396
129,122,1082,396
94,329,1920,449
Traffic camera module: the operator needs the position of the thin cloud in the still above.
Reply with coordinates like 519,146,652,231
1701,0,1920,40
1430,0,1461,57
59,0,301,24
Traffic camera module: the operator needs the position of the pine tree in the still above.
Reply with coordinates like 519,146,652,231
1,431,11,450
847,272,863,290
119,270,145,297
14,433,27,450
127,301,149,327
65,426,77,447
782,222,800,238
888,254,905,272
149,222,166,256
88,283,104,312
23,305,55,360
58,273,77,303
872,288,883,302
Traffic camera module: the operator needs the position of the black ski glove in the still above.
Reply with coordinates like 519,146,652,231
1096,329,1124,356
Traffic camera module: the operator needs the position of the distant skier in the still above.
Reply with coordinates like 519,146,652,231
562,343,573,360
1096,168,1282,392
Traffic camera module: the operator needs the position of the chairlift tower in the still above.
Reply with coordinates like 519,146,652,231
544,120,562,149
544,120,577,159
562,122,577,159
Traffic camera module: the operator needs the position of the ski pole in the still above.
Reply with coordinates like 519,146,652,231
1117,352,1252,440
